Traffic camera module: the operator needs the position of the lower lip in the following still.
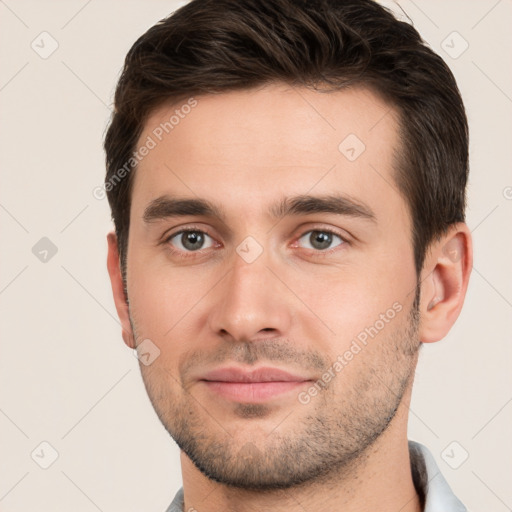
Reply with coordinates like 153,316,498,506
202,381,309,402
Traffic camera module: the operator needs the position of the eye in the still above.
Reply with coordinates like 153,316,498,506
296,229,345,252
166,230,215,253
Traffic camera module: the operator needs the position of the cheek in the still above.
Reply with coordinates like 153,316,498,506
128,266,207,381
295,256,412,345
127,255,207,338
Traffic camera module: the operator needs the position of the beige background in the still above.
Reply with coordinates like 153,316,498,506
0,0,511,510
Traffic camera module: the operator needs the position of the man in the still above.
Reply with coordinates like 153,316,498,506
104,0,472,510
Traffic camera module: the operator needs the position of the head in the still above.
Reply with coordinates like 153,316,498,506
105,0,472,490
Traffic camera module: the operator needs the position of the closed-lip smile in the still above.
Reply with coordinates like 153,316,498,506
199,366,312,403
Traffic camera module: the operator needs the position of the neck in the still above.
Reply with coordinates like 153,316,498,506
179,388,421,512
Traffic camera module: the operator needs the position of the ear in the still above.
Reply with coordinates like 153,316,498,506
418,223,473,343
106,231,135,349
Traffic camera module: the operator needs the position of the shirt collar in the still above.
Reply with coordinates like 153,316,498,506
409,440,467,512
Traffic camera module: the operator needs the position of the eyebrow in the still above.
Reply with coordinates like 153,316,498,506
142,194,376,224
269,194,376,221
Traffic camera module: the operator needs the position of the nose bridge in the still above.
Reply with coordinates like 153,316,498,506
229,249,273,305
208,243,291,341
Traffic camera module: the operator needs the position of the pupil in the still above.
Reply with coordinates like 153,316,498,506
183,231,203,250
311,231,331,250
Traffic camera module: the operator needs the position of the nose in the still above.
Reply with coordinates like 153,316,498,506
207,248,292,343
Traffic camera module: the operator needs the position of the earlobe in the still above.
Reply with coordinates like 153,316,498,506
418,224,473,343
106,231,136,349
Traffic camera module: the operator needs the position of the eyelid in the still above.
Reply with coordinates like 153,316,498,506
166,229,216,246
302,229,345,243
158,223,220,250
160,223,351,258
160,223,216,244
161,226,219,261
290,223,352,245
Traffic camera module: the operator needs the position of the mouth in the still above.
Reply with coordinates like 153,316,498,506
199,366,312,403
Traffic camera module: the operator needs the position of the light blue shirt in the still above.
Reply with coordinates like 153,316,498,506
165,441,466,511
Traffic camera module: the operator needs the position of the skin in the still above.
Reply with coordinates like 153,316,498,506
107,83,472,512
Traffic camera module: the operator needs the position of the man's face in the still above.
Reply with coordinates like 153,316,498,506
125,83,420,488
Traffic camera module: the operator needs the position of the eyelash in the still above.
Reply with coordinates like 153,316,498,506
290,228,347,257
162,226,220,260
162,225,349,260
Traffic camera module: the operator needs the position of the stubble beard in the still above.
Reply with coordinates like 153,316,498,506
132,295,421,491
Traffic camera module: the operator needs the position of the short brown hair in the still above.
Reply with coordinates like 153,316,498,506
104,0,468,278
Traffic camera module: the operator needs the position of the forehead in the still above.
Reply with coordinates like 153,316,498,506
132,83,405,224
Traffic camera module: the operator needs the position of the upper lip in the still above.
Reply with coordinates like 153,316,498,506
200,366,311,383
